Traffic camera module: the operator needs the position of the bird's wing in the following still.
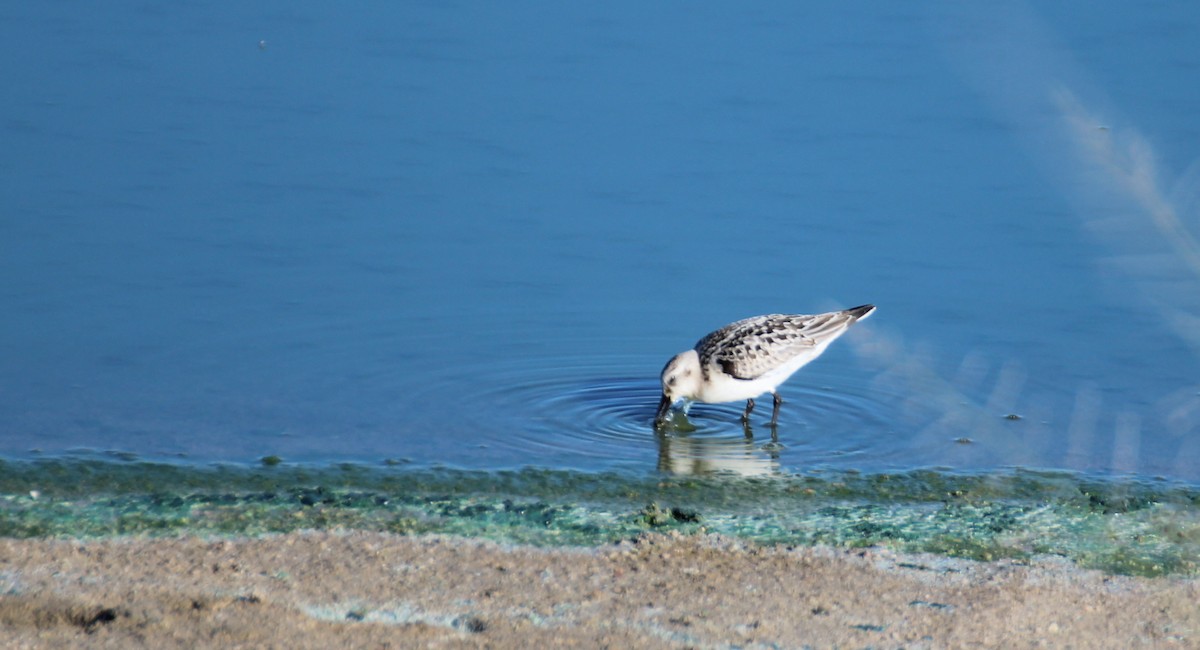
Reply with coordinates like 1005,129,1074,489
695,314,819,380
697,309,869,380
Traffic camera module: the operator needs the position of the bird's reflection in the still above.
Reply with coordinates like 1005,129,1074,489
654,416,783,477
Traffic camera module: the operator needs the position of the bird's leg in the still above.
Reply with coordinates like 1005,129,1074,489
741,398,755,424
769,392,783,427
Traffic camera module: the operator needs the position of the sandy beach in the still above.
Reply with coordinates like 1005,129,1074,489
0,530,1195,648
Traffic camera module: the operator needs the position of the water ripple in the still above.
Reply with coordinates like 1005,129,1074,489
396,350,906,475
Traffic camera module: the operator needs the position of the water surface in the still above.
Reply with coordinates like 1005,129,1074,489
2,3,1200,483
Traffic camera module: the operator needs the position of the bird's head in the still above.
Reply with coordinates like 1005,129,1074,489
654,349,701,426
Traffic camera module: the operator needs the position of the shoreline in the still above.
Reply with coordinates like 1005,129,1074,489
2,459,1198,578
1,530,1196,648
1,459,1197,645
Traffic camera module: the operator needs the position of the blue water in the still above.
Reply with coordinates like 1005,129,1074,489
3,3,1199,480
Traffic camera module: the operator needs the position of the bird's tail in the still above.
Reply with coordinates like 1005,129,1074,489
845,304,876,320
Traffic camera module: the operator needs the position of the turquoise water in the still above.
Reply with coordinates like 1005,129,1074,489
1,458,1197,577
2,3,1200,567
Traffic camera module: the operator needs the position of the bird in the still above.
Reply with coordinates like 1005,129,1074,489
654,304,875,427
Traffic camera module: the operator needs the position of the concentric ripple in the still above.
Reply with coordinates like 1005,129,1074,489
395,354,661,469
394,349,908,475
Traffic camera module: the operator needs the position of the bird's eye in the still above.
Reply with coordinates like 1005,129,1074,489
667,376,676,386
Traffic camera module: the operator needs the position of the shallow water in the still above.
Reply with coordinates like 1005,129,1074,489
2,459,1197,577
2,3,1200,485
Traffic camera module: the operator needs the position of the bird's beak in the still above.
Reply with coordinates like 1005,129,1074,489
654,393,673,426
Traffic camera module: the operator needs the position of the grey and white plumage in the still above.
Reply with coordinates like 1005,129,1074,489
655,304,876,427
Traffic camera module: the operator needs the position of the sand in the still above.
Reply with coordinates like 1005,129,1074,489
0,531,1196,648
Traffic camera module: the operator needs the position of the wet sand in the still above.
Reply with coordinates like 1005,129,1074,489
0,531,1195,648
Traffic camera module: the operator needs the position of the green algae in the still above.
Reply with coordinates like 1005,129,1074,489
0,458,1197,577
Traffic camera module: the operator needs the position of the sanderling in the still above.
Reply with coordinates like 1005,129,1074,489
655,304,875,427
